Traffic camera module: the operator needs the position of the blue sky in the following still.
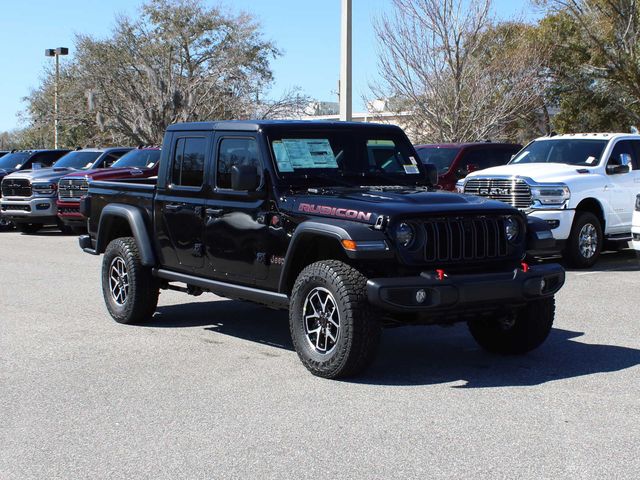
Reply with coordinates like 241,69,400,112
0,0,541,132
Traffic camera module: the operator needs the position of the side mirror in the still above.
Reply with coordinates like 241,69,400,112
422,163,438,186
231,164,260,191
606,164,630,175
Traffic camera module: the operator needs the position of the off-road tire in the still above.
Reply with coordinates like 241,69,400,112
289,260,381,379
468,297,555,354
16,223,42,234
564,211,602,268
102,237,159,325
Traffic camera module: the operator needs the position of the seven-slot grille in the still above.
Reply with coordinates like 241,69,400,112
420,216,509,263
464,178,532,209
58,178,88,200
1,178,31,197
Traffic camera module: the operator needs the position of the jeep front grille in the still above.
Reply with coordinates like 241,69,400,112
1,178,31,198
421,216,508,263
58,178,88,200
464,178,531,209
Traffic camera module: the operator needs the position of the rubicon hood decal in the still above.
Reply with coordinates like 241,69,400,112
299,202,372,221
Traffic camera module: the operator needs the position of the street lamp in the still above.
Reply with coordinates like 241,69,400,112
45,47,69,149
339,0,352,122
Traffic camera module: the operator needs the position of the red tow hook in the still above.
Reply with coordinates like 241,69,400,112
521,262,529,273
436,269,446,281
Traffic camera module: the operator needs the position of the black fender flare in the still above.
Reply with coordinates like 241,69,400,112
278,218,390,293
526,215,556,253
95,204,156,266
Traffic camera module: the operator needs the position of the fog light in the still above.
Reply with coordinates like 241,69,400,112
416,289,427,304
546,220,560,229
36,203,50,210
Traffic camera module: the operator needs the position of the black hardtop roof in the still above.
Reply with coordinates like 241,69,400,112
167,120,404,133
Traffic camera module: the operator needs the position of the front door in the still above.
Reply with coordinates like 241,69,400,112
604,140,640,233
155,132,210,273
203,134,272,285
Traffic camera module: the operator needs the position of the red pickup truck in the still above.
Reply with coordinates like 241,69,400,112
414,142,522,191
57,147,160,229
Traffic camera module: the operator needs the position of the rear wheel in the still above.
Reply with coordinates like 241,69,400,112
289,260,381,379
564,211,602,268
468,297,555,354
102,237,159,324
16,223,42,234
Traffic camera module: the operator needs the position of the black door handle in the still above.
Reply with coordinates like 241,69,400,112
205,208,224,217
165,204,182,211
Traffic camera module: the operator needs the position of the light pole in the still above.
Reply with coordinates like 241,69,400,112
339,0,352,121
45,47,69,149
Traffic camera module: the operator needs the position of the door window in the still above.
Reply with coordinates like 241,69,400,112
217,137,261,189
171,137,206,187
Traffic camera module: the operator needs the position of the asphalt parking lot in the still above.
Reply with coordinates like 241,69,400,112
1,230,639,479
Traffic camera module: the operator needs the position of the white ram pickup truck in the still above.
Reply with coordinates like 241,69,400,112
458,133,640,267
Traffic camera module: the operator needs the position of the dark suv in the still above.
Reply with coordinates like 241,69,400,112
80,121,564,379
415,143,522,191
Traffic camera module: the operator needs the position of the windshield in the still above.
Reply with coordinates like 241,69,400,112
270,131,425,187
416,147,460,174
510,139,607,166
111,149,160,168
0,152,31,170
53,151,102,169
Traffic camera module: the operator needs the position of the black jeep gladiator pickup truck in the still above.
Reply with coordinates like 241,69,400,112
79,120,565,379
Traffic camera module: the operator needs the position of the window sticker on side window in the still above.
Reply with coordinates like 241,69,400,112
586,156,596,164
279,139,338,169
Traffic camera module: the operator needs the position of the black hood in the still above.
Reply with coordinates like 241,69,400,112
280,186,516,224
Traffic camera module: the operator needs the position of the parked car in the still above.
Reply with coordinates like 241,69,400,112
0,147,131,233
79,120,564,379
0,149,71,228
57,146,158,229
458,133,640,267
414,142,522,191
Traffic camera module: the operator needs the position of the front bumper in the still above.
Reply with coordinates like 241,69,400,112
528,209,575,241
0,197,58,223
56,200,85,225
367,263,565,313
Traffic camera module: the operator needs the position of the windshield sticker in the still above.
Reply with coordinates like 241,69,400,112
85,162,93,168
281,139,338,169
586,156,597,164
403,164,420,174
272,141,294,172
147,162,155,168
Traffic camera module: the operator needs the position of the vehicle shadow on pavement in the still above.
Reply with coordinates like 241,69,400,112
537,248,640,273
355,325,640,387
151,300,293,350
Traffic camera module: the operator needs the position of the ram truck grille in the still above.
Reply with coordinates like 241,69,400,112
464,178,532,209
58,178,88,201
1,178,32,198
420,216,509,263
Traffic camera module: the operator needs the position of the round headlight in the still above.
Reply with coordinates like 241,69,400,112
504,216,520,242
396,222,415,247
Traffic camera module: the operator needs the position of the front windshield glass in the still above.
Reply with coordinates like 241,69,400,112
0,152,31,170
416,147,460,174
53,151,102,169
510,139,607,166
112,149,160,168
270,130,425,187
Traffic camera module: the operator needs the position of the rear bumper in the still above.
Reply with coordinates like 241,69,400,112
367,263,565,313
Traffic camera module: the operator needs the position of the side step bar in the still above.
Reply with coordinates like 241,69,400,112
153,268,289,309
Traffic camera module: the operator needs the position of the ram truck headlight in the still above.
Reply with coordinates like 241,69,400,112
504,216,520,242
396,222,415,247
32,183,57,196
455,179,465,193
530,184,570,207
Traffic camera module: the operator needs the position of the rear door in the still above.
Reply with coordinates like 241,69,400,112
154,131,210,273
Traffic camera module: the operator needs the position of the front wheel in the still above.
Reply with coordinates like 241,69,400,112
564,211,602,268
468,297,555,354
289,260,381,379
101,237,159,324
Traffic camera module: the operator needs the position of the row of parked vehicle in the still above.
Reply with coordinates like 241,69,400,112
0,146,160,233
10,121,639,378
2,131,640,270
